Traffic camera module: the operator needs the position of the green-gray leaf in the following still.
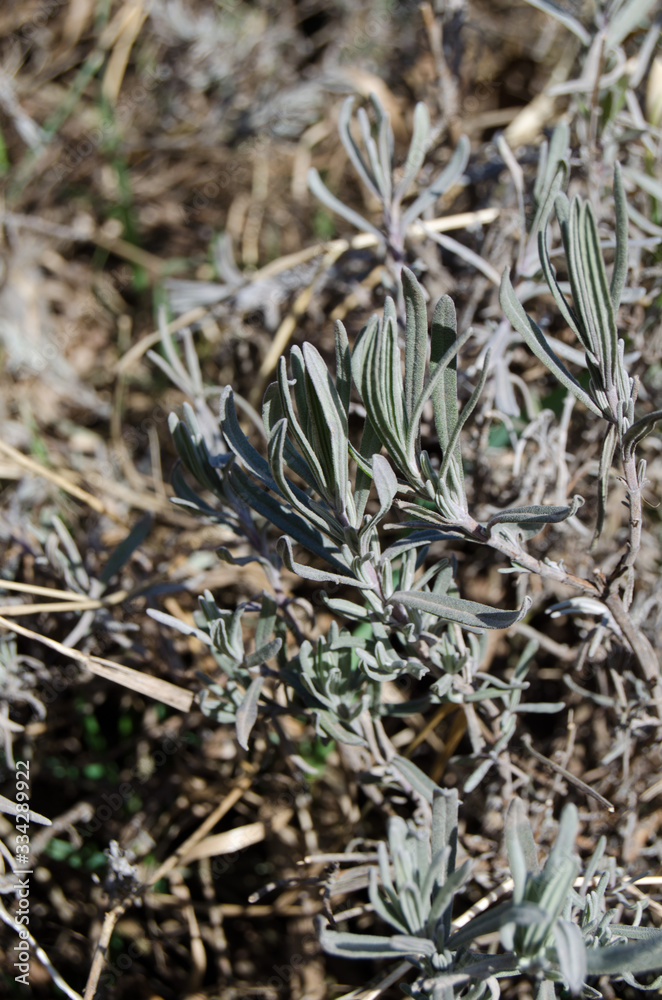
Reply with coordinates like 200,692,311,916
391,591,531,631
500,267,603,417
277,536,372,589
486,497,584,533
235,675,263,750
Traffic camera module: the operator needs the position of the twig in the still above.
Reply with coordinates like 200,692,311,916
148,777,252,886
520,733,615,812
2,210,167,278
0,897,83,1000
0,439,109,517
82,776,252,998
83,897,135,1000
334,959,412,1000
0,581,98,601
0,616,194,712
115,306,209,373
483,526,660,686
603,592,659,683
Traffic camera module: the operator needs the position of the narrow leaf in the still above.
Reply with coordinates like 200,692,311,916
391,590,531,631
586,935,662,977
486,497,584,531
147,608,213,646
322,597,370,620
538,225,582,337
521,0,591,44
403,267,428,422
354,417,384,522
220,386,277,488
448,901,547,951
267,419,343,540
554,919,587,994
606,0,659,48
277,357,329,494
506,798,539,884
530,134,568,242
338,96,382,200
372,453,398,511
402,135,470,229
395,102,430,203
334,320,352,414
580,200,619,389
308,167,383,240
622,409,662,458
610,162,629,310
277,536,371,589
100,513,153,585
302,341,350,513
369,869,409,935
437,352,490,488
245,637,282,668
255,592,278,650
391,755,441,802
236,676,263,750
500,268,603,416
229,465,347,570
407,323,474,463
319,927,410,959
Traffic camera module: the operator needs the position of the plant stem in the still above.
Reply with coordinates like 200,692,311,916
480,530,659,687
482,530,600,597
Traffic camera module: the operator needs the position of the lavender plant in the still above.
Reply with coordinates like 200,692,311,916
148,122,662,1000
153,262,577,799
318,793,662,999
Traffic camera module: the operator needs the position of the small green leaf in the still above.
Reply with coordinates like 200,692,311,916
255,592,278,650
430,294,459,455
361,453,398,538
354,417,384,522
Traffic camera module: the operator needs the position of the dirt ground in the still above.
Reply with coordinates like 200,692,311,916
1,1,662,998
